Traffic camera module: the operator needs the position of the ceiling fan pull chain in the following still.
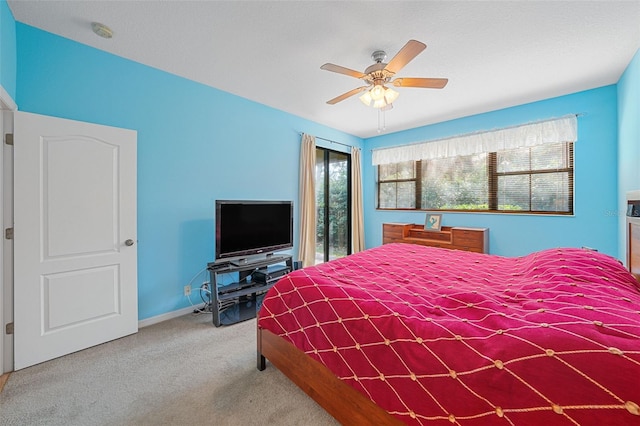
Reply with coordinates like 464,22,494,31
377,109,387,133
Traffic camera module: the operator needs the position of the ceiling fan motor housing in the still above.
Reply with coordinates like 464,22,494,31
371,50,387,63
365,50,394,85
364,64,393,85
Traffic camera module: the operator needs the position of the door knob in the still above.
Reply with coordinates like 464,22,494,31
125,239,135,246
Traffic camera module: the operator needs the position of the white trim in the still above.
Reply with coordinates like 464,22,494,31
0,85,17,111
138,305,207,328
372,115,578,165
1,84,17,374
1,108,4,374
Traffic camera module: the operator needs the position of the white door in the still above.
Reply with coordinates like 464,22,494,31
13,111,137,370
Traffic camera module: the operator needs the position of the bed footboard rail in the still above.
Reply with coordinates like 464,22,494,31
256,325,403,425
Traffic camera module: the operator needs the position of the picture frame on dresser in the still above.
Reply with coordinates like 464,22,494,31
424,213,442,231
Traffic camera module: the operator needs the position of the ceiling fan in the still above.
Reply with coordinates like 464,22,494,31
321,40,448,110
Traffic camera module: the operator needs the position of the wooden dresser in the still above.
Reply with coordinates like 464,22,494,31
383,223,489,254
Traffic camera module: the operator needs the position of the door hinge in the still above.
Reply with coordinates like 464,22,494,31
5,133,13,145
5,322,13,335
5,227,13,239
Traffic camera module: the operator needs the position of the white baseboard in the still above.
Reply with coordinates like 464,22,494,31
138,305,200,328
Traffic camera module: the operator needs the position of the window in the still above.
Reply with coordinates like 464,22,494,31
378,161,417,209
421,152,488,210
494,143,572,212
377,141,574,214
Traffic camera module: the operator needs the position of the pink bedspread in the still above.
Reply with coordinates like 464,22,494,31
257,244,640,425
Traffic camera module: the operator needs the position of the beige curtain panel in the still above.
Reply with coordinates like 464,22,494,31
298,133,316,267
351,146,365,253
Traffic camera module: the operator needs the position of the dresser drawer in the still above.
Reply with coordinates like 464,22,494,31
383,223,410,239
452,229,485,246
412,239,451,249
451,244,485,253
383,237,406,244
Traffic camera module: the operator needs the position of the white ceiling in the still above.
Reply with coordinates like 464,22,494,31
7,1,640,139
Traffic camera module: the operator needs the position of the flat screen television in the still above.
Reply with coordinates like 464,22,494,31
215,200,293,261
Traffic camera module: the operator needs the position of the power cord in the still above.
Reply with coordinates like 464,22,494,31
188,284,212,314
184,267,213,315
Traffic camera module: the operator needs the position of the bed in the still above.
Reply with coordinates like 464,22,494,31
256,243,640,425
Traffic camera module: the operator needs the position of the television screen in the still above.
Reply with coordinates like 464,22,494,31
215,200,293,260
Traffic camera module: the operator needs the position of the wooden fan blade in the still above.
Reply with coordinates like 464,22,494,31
392,77,448,89
321,63,366,79
327,86,368,105
384,40,427,75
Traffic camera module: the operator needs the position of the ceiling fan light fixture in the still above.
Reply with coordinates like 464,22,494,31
372,98,387,109
384,87,399,104
360,85,399,109
359,90,373,107
370,85,385,101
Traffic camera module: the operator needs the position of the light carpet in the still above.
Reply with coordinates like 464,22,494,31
0,314,338,426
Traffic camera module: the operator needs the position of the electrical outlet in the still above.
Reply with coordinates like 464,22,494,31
184,285,191,296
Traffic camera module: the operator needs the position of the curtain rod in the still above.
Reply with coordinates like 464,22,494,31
299,132,360,150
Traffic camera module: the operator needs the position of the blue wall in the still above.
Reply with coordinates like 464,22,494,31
15,23,362,320
363,87,620,258
0,0,16,99
8,17,637,320
617,48,640,260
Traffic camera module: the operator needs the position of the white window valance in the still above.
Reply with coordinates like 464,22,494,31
372,115,577,165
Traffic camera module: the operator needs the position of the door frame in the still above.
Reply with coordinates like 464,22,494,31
316,146,352,263
0,84,17,374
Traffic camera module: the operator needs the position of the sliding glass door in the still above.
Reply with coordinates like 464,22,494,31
315,148,351,264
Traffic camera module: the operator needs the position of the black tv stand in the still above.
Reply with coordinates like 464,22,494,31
229,258,249,267
207,254,293,327
228,253,275,267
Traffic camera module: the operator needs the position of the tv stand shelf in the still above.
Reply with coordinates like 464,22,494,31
207,254,293,327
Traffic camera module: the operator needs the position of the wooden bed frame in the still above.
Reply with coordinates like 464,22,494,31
257,326,403,425
258,226,640,424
